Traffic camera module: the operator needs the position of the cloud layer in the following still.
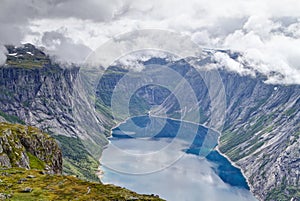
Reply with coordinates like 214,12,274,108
0,0,300,83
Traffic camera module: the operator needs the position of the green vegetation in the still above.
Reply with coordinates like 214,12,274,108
266,184,300,201
6,60,44,68
95,100,115,136
27,152,46,170
6,52,49,69
129,95,151,117
0,111,100,182
54,135,100,182
0,122,61,174
0,123,27,167
0,168,164,201
284,108,296,116
0,110,25,124
219,114,274,161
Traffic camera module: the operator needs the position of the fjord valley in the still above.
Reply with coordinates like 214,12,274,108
97,54,300,201
0,44,299,201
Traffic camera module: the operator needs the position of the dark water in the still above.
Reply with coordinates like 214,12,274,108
100,116,257,201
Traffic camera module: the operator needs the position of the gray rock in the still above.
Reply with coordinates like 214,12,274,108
0,193,6,200
0,155,11,168
0,122,63,174
0,116,7,123
17,178,27,184
21,187,33,193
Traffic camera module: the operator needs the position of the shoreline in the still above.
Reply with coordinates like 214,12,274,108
148,113,221,134
97,114,257,201
215,137,258,201
97,114,146,181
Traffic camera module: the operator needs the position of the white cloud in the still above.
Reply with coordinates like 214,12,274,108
40,30,92,64
222,17,300,84
1,0,300,84
285,20,300,38
213,52,256,77
0,46,8,66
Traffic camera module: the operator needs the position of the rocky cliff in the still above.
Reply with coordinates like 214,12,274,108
218,71,300,201
1,44,107,142
0,122,62,174
0,44,163,200
0,44,109,181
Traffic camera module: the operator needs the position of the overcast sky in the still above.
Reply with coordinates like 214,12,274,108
0,0,300,84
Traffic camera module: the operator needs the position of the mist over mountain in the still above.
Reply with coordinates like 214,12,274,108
0,44,299,200
1,0,300,83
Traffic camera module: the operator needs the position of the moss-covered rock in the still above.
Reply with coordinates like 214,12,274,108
0,122,62,174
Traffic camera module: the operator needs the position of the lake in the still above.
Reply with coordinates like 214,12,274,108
100,116,258,201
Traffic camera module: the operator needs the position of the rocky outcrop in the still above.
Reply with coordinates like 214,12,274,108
0,122,62,174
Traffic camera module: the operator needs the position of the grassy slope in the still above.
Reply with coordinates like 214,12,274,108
54,135,100,182
0,168,164,201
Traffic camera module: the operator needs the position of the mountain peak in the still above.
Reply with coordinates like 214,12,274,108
4,43,49,68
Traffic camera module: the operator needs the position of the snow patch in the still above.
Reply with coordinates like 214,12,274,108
26,51,34,56
8,53,18,56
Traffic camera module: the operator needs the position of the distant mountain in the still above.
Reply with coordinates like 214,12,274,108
97,52,300,201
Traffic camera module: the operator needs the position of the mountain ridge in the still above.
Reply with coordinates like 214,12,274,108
0,43,299,201
97,55,300,201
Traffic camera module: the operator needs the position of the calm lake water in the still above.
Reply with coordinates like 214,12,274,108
100,116,258,201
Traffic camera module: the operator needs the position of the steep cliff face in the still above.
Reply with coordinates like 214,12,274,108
0,44,108,181
218,72,300,201
0,44,164,200
1,45,82,138
97,54,299,201
1,44,109,144
0,122,62,174
0,65,77,136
